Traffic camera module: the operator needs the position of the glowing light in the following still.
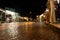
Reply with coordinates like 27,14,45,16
46,9,49,12
39,14,45,22
7,22,18,39
6,10,15,15
57,0,59,4
24,17,27,19
5,10,19,20
24,17,28,21
36,16,39,18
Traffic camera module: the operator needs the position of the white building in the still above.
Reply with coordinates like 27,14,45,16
5,10,19,21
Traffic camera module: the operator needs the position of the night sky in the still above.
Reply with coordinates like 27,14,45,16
0,0,48,18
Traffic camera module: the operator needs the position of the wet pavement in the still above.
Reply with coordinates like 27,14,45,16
0,22,60,40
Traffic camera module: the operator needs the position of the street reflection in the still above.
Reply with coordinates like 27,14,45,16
0,22,59,40
25,22,33,33
6,22,19,40
25,22,28,32
5,22,33,40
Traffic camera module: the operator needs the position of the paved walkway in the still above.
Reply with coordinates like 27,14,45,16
50,23,60,28
46,22,60,28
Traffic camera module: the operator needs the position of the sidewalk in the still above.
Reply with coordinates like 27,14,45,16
45,21,60,28
50,23,60,28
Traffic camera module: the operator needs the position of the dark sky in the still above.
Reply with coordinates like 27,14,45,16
0,0,47,18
